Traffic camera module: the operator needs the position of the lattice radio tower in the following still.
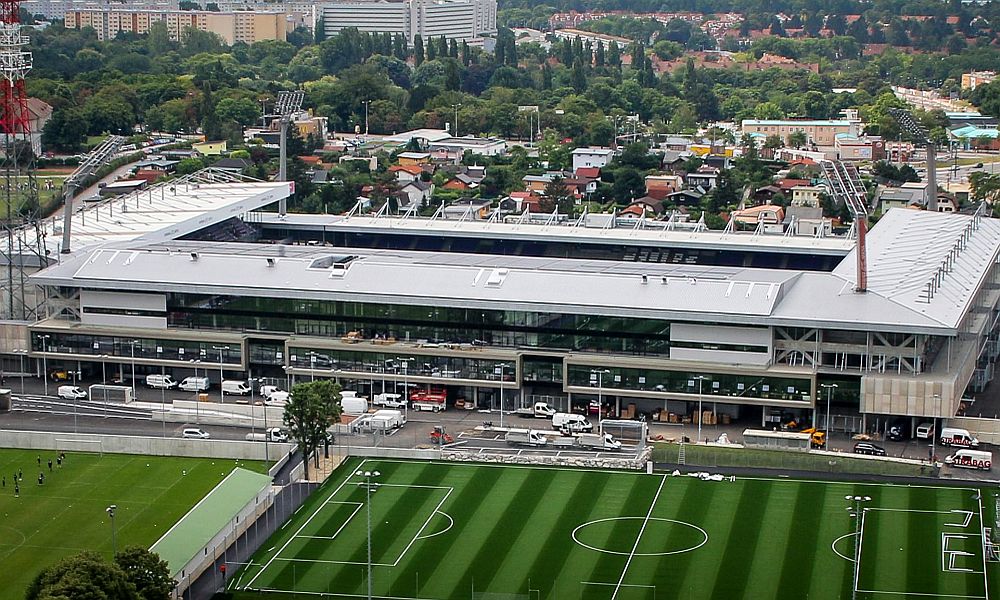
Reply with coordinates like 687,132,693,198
0,0,44,321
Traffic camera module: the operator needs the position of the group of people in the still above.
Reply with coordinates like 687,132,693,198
3,452,66,497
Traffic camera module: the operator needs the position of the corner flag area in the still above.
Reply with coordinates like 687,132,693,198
231,459,999,600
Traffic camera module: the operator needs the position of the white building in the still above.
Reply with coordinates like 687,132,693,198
320,0,496,43
571,147,614,172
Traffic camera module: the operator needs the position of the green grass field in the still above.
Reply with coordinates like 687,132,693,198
233,459,998,600
0,449,264,597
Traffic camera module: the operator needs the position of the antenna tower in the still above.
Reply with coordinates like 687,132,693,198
0,0,43,321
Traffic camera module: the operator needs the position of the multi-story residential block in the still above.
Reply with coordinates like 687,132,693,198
741,119,860,146
64,8,286,43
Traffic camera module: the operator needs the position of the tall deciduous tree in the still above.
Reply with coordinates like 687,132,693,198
115,547,174,600
26,552,138,600
283,379,342,480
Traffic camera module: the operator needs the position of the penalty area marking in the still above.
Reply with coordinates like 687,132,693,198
571,516,708,557
831,532,858,562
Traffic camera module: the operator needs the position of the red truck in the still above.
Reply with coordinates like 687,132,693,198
410,387,447,412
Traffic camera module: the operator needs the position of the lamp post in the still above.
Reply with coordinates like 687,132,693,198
846,494,872,600
128,339,139,398
694,375,708,443
309,352,317,382
590,369,610,416
356,469,381,600
40,335,50,396
451,103,461,137
212,345,229,403
190,359,202,424
362,99,371,138
13,348,25,395
398,357,414,406
106,504,118,557
821,383,838,444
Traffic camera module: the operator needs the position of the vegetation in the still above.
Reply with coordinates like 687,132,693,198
283,379,343,480
0,449,265,597
26,547,173,600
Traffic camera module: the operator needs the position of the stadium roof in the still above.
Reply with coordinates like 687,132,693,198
33,209,998,335
36,169,292,256
254,212,854,256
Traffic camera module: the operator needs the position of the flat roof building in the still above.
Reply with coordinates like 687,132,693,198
319,0,496,43
17,175,1000,432
64,7,286,43
741,119,860,146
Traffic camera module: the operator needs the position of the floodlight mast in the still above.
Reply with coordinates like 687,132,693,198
889,107,937,212
275,90,304,216
59,134,125,254
821,160,869,292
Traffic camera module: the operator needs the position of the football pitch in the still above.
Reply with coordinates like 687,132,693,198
233,459,999,600
0,449,263,597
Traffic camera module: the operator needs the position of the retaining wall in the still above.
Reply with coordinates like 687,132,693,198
440,446,652,470
0,429,294,461
947,416,1000,445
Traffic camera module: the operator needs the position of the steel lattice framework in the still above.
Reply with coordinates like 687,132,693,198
0,0,44,321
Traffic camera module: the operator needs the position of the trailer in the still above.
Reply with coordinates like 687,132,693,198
87,384,134,404
410,387,447,412
742,429,811,452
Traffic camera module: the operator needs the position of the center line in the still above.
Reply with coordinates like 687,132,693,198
611,474,666,600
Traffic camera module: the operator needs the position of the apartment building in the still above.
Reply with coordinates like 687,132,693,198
741,119,860,146
64,8,286,43
24,0,178,20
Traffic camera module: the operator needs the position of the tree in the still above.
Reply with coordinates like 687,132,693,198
413,35,424,66
215,97,260,128
26,552,138,600
115,547,173,600
283,379,342,480
970,172,1000,210
199,83,222,140
788,130,808,148
541,176,575,214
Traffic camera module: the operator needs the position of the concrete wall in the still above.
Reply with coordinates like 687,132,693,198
0,429,294,461
153,399,284,429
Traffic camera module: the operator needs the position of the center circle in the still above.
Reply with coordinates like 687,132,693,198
571,517,708,556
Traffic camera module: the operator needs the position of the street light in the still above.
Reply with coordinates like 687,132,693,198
128,339,140,398
590,369,610,416
821,383,838,444
845,494,872,600
494,363,513,428
362,99,371,137
106,504,118,557
189,359,202,424
39,335,50,396
13,348,26,395
212,345,229,403
356,469,381,600
694,375,708,443
451,103,461,137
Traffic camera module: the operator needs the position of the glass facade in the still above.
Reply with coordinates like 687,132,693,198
566,364,813,403
167,294,673,356
31,332,243,365
288,346,516,385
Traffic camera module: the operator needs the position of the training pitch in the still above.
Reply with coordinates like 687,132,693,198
0,449,263,597
233,459,999,600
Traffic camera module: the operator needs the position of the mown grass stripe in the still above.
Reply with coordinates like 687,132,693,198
775,482,827,597
704,479,772,599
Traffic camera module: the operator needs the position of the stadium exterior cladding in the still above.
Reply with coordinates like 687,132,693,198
26,207,1000,428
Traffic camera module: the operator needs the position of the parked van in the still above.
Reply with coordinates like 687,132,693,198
945,449,992,470
552,412,593,433
915,422,935,439
182,427,210,439
146,374,178,389
372,393,406,409
57,385,87,400
371,409,406,429
939,427,980,448
221,380,252,396
341,395,369,415
178,377,210,392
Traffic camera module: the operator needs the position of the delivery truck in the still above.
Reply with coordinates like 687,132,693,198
505,429,549,447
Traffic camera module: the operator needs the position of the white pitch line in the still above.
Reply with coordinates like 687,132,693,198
296,503,363,541
978,492,990,600
245,458,368,589
392,487,454,566
611,474,666,600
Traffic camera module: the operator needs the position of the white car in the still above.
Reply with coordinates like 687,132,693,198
182,427,210,439
264,391,289,406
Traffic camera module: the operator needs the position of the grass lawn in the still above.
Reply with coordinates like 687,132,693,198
0,449,265,597
232,458,997,600
652,442,935,478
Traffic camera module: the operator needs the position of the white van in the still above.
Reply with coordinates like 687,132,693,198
915,422,935,439
182,427,210,439
372,393,406,409
221,380,252,396
146,374,178,389
178,377,210,392
945,449,992,470
939,427,980,448
552,412,593,433
372,409,406,429
341,395,369,415
57,385,87,400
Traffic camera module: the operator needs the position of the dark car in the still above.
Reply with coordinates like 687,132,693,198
853,442,887,456
887,419,908,441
